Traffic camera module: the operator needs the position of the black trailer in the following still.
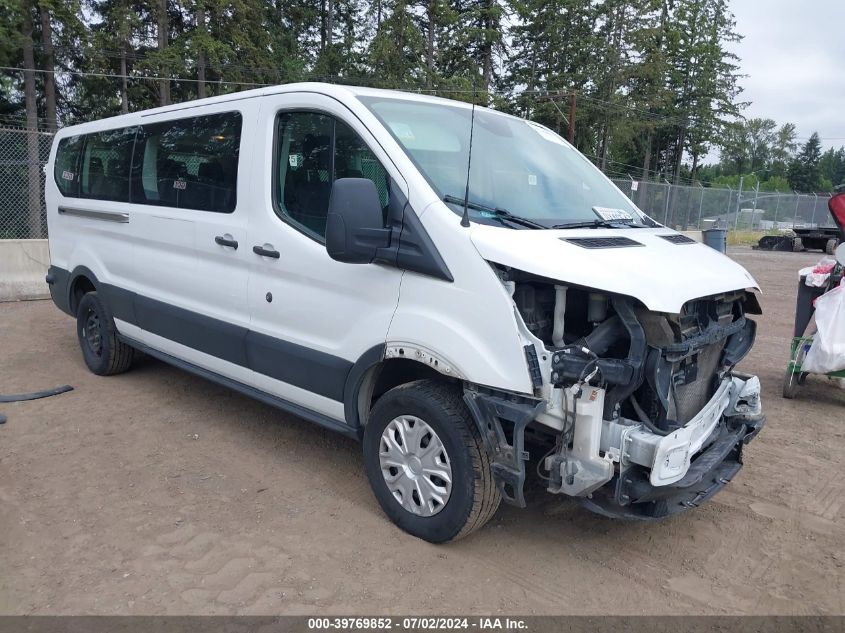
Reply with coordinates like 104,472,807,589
757,226,840,253
793,227,841,254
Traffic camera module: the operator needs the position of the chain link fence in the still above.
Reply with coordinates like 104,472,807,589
610,177,836,232
0,126,52,240
0,126,837,240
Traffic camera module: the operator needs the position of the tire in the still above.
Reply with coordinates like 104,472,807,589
792,237,804,252
825,238,838,255
782,367,799,399
76,291,135,376
363,379,500,543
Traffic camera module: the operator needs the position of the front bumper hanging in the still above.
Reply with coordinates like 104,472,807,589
583,374,765,520
463,388,544,507
464,372,765,519
583,417,763,520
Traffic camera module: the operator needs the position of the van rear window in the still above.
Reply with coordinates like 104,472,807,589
132,112,242,213
79,128,136,202
54,135,84,197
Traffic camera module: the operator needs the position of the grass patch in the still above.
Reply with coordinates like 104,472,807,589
727,229,782,246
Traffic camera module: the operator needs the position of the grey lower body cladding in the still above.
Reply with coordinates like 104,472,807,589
46,265,548,505
46,265,352,403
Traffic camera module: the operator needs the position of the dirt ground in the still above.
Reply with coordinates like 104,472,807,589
1,247,843,616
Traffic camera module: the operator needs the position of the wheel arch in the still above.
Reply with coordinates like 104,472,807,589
68,265,101,314
343,345,461,432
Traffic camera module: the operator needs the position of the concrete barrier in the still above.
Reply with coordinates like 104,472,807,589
680,230,703,243
0,239,50,302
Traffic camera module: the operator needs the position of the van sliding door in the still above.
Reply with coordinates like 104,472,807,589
125,101,260,384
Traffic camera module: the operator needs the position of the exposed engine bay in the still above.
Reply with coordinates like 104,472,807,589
493,264,766,519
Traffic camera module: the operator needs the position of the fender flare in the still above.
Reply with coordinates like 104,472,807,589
64,265,102,314
342,344,386,432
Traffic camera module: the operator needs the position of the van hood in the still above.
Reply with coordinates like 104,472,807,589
470,225,759,313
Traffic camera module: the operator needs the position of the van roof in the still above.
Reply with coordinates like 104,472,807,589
54,82,506,138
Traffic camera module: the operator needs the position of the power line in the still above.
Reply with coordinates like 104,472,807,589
0,64,493,95
0,65,273,87
4,65,835,185
530,89,692,126
4,56,702,128
4,57,718,134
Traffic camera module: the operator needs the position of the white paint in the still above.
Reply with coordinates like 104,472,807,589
44,82,762,473
470,225,759,313
246,91,405,409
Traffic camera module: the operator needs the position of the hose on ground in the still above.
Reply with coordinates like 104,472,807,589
0,385,74,403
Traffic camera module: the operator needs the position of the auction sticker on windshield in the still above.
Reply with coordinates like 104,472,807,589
592,206,634,222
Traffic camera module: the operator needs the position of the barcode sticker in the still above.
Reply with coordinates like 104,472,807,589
592,206,633,222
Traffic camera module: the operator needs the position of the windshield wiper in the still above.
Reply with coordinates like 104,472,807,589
551,219,648,229
443,195,547,230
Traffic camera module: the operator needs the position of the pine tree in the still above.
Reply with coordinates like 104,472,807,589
502,0,597,132
665,0,743,184
770,122,797,176
367,0,426,87
625,0,674,181
819,146,845,188
788,132,824,192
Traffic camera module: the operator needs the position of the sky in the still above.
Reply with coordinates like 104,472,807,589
726,0,845,155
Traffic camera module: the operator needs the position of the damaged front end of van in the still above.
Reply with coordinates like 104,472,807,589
466,232,765,520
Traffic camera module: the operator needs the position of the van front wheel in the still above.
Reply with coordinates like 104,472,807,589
76,292,135,376
363,380,500,543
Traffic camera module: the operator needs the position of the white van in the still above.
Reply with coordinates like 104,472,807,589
45,83,765,542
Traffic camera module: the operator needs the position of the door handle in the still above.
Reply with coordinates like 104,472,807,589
252,245,280,259
214,235,239,249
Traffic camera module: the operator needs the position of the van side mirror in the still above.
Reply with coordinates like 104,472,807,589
325,178,390,264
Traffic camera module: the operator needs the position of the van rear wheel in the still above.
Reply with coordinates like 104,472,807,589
76,292,135,376
362,380,500,543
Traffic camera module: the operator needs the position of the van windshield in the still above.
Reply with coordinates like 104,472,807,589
359,96,648,229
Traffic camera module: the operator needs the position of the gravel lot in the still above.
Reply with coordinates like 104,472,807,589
1,247,843,615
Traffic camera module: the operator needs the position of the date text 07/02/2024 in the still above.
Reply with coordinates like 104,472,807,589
307,617,529,630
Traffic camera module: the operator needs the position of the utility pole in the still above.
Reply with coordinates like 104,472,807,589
734,175,744,230
535,91,576,143
696,184,705,229
751,180,760,228
725,185,733,228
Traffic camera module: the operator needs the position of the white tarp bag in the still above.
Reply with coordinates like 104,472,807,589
799,257,837,288
802,283,845,374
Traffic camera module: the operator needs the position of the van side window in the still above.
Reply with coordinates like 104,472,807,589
54,135,84,197
132,112,242,213
275,112,389,240
79,128,136,202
